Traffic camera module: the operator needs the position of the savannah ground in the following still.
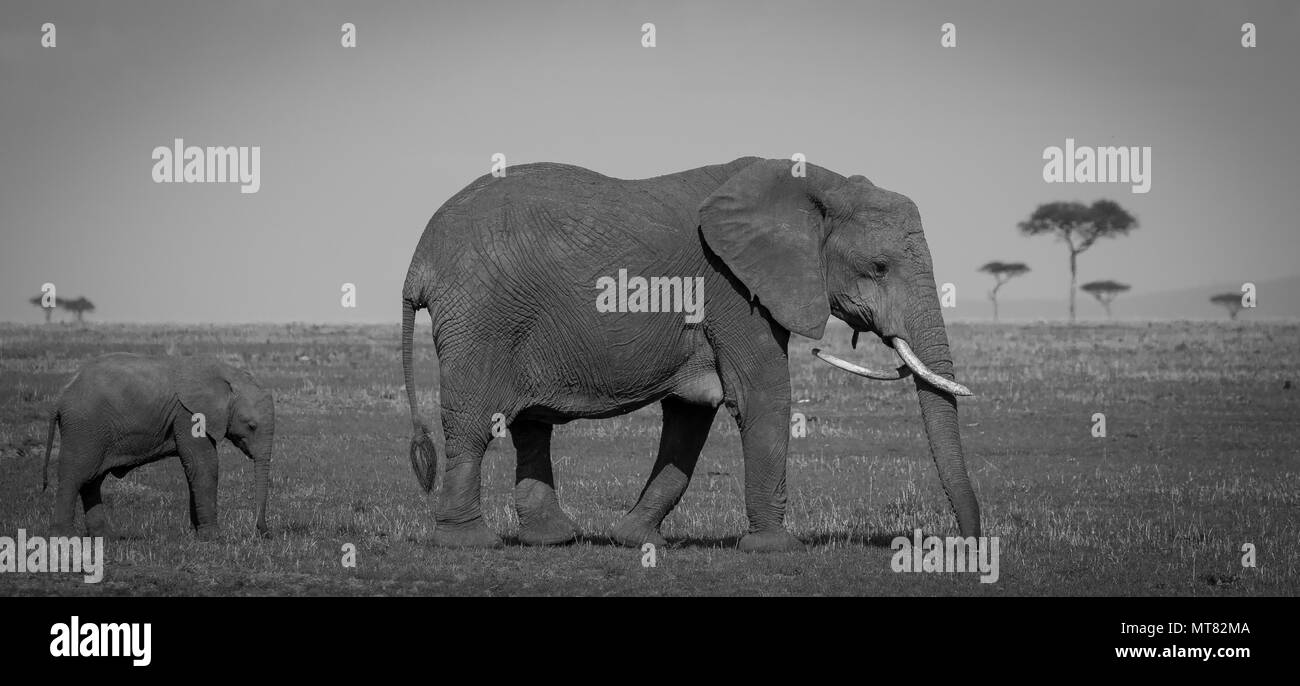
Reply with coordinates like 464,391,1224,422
0,321,1296,596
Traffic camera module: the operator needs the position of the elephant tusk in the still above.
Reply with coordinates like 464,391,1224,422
892,338,974,397
811,348,912,381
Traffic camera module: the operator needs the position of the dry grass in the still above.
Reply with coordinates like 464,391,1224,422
0,320,1297,595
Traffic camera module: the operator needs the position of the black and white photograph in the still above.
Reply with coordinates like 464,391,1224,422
0,0,1295,668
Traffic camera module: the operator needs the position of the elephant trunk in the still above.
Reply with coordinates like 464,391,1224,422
253,450,270,536
906,244,980,537
252,402,274,537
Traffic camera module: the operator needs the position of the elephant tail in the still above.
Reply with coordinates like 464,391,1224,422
41,410,59,492
403,296,439,493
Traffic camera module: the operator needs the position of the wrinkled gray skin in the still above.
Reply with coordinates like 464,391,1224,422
43,353,274,541
402,157,979,551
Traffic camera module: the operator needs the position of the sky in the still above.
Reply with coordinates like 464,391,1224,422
1,0,1298,323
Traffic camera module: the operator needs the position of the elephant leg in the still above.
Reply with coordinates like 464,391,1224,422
511,419,578,546
431,410,502,548
611,398,717,547
177,436,220,541
730,396,803,552
51,436,98,537
52,475,82,538
80,474,111,538
713,343,804,553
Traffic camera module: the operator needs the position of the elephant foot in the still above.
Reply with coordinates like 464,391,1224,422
609,465,689,547
738,529,804,553
194,525,220,542
518,516,578,546
85,508,112,539
609,514,668,548
515,479,578,546
432,520,503,549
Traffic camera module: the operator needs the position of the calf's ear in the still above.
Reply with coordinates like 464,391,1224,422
174,362,231,441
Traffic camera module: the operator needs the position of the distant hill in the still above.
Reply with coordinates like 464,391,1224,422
945,275,1300,322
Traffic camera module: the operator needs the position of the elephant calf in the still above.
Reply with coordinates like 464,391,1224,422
42,353,274,540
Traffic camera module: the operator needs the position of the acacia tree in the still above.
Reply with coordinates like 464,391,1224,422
29,294,64,323
60,296,95,323
1210,292,1246,320
1080,280,1130,319
978,261,1030,321
1018,200,1138,322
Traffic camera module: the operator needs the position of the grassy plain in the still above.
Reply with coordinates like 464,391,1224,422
0,321,1296,595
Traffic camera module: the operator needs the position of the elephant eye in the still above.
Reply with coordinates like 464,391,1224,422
869,260,889,277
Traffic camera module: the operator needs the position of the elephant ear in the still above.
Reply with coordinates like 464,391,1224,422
699,158,845,339
173,361,232,441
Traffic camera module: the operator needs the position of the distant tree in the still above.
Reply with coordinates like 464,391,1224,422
1210,292,1246,320
60,297,95,323
29,294,64,323
1019,200,1138,322
1080,280,1131,319
978,261,1030,322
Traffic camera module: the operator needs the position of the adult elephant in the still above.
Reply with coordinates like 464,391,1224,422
401,157,978,551
43,353,274,540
